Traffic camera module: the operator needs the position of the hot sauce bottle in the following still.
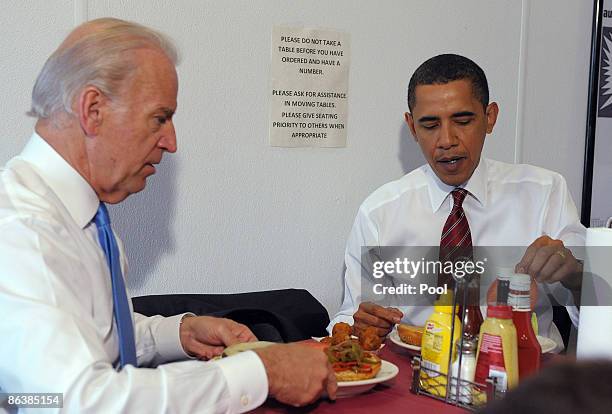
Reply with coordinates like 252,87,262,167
486,267,512,305
458,274,483,339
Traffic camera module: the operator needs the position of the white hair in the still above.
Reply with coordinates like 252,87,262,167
28,18,179,119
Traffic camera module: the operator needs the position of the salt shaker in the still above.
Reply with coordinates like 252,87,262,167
450,337,477,404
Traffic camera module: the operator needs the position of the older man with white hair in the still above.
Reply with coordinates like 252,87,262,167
0,18,335,413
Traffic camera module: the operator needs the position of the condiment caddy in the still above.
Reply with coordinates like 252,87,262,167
410,266,540,410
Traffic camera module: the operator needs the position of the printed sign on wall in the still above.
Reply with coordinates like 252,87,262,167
269,26,350,147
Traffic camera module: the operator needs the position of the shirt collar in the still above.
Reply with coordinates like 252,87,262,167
425,158,488,213
19,132,99,228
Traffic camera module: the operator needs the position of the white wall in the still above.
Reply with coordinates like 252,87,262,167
521,0,592,203
0,1,592,318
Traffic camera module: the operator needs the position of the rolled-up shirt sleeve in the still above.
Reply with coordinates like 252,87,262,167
133,313,195,366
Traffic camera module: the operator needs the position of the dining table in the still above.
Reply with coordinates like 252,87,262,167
253,339,471,414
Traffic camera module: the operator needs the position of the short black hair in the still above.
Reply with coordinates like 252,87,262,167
407,54,489,112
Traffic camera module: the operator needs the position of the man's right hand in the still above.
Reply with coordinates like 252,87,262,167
353,302,403,338
255,343,337,407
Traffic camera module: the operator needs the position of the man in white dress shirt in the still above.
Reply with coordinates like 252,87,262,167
329,54,584,350
0,18,335,412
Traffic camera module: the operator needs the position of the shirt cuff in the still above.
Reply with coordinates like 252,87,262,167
153,313,194,362
214,350,269,413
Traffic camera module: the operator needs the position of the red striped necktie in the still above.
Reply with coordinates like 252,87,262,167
439,189,473,286
439,188,484,336
441,188,473,255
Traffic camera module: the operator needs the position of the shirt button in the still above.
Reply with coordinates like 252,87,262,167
241,395,249,407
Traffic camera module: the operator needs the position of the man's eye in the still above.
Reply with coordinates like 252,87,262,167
421,123,437,130
455,118,472,125
155,116,167,125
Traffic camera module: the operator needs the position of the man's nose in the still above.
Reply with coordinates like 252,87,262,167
437,123,458,149
158,122,177,153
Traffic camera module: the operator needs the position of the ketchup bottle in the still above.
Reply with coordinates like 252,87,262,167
508,273,541,379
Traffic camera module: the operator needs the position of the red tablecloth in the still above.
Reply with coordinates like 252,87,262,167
254,340,469,414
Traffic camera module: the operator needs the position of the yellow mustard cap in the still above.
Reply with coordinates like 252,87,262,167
433,292,457,314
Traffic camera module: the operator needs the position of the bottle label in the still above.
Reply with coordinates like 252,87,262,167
422,323,443,351
421,322,446,377
475,333,508,390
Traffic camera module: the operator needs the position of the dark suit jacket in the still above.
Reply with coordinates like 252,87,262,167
132,288,330,342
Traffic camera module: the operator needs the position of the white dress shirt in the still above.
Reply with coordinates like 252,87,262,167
0,133,268,413
329,158,585,350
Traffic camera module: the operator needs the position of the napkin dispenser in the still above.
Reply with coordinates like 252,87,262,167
577,228,612,360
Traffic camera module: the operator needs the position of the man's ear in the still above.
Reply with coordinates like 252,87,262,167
404,112,418,141
485,102,499,134
76,86,105,136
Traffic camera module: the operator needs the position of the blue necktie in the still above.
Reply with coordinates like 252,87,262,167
94,203,137,368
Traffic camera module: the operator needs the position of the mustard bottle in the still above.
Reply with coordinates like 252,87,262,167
420,296,461,397
474,305,519,395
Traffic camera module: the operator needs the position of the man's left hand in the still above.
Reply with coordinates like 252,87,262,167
179,315,257,360
516,235,582,291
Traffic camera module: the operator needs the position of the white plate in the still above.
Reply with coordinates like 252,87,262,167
537,335,557,353
336,360,399,398
388,328,421,352
388,330,554,354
